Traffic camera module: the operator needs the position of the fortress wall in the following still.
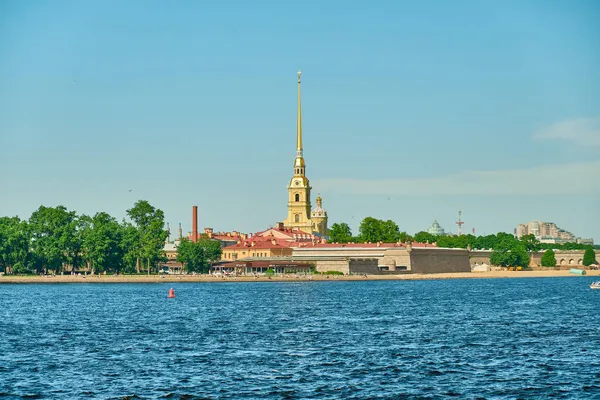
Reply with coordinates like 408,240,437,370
554,250,586,266
293,247,387,258
348,259,381,274
410,248,471,273
469,250,493,266
382,249,412,271
468,249,597,268
315,260,349,274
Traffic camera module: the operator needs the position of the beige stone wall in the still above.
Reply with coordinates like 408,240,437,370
469,250,493,267
293,247,387,259
410,248,471,273
315,259,349,274
553,250,588,266
382,249,412,271
297,246,472,274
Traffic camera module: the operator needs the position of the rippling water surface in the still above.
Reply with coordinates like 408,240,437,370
1,278,600,399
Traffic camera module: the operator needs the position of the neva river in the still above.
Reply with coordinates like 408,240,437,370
1,278,599,399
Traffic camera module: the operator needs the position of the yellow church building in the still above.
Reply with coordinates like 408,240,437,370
280,71,328,237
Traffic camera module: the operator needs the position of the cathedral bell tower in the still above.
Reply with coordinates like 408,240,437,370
283,71,313,233
311,194,328,237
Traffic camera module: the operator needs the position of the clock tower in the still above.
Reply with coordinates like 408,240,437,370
283,71,314,233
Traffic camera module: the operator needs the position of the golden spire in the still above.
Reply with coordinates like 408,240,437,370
297,70,303,155
294,70,305,171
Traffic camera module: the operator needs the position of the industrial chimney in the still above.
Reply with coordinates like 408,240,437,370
192,205,198,243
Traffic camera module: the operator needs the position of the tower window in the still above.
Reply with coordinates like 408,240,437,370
295,214,300,223
295,193,300,202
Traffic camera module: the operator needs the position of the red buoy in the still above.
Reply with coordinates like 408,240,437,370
168,288,175,298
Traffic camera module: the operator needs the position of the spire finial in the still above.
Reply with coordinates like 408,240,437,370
292,70,306,174
296,70,303,152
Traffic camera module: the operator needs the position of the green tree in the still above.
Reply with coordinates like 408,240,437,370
126,200,168,273
358,217,400,243
436,235,464,248
490,236,529,267
397,231,413,243
28,205,78,274
120,222,141,274
583,247,597,266
520,234,540,253
329,222,353,243
519,233,540,267
0,217,30,274
473,234,500,250
82,212,124,274
380,220,400,242
413,231,435,244
197,237,222,267
358,217,381,242
176,238,208,273
541,249,557,267
76,214,93,272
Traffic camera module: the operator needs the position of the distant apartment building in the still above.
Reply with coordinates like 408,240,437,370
517,220,594,245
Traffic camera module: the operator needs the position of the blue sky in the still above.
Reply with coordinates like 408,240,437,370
1,0,599,241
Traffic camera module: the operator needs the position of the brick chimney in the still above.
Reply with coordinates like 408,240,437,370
192,206,198,243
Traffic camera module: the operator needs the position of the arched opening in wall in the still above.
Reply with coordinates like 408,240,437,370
560,259,566,265
294,214,300,223
295,193,300,202
569,259,574,264
578,258,583,264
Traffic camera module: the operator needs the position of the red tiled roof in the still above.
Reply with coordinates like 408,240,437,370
302,242,436,248
223,238,302,250
212,235,239,241
245,227,319,243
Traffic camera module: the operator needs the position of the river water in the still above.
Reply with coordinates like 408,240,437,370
1,277,599,399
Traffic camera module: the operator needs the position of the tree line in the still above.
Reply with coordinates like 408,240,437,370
0,200,223,275
328,217,597,268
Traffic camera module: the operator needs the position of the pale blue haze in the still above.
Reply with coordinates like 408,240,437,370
1,0,599,239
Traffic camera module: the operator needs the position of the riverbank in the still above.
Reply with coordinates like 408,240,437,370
1,269,599,283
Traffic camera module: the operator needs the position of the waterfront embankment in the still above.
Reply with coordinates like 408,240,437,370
1,269,599,283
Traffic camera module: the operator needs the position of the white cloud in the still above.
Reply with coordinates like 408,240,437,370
533,117,600,148
313,160,600,196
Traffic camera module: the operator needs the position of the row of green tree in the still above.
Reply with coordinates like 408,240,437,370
0,201,222,275
328,217,597,267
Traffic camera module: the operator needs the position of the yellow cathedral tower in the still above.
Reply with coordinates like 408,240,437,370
282,71,328,237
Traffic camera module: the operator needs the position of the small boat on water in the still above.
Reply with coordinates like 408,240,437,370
590,281,600,289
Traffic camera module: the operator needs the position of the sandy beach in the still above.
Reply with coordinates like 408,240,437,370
1,269,599,284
